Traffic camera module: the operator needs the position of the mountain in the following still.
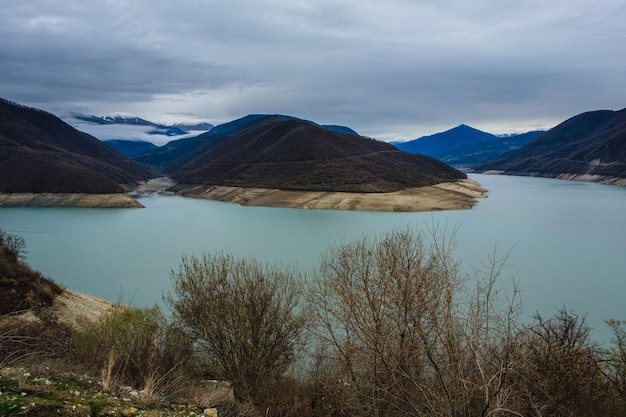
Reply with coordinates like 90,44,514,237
166,115,466,193
131,115,274,170
67,113,214,146
392,124,544,167
0,98,151,193
103,139,158,157
74,113,163,126
173,121,215,132
394,124,499,158
73,112,215,133
132,114,360,170
474,109,626,183
441,130,545,166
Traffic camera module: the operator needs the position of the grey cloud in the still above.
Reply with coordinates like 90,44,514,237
1,0,625,140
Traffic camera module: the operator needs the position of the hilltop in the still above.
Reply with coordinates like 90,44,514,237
167,116,467,192
0,98,152,206
474,108,626,184
131,114,358,169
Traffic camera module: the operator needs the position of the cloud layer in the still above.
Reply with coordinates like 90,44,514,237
2,0,625,140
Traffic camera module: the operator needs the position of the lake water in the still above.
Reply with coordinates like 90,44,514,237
1,174,625,343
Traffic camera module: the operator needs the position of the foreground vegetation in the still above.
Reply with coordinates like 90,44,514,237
2,227,626,416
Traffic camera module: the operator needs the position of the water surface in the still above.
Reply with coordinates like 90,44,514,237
1,174,625,343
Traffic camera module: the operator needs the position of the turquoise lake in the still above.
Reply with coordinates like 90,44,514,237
1,174,625,343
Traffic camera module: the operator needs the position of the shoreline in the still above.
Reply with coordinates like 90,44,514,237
175,178,488,212
0,192,144,208
0,177,488,211
478,170,626,186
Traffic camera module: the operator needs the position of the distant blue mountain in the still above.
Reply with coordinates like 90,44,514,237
393,124,545,167
394,124,498,158
173,122,215,132
103,139,158,157
441,130,544,166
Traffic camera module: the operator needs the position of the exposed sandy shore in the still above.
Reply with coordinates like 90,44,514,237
1,289,123,330
0,177,488,211
481,170,626,186
176,178,487,212
0,193,144,208
556,173,626,186
50,289,123,329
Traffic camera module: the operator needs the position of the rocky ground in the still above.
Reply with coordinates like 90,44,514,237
0,366,217,417
0,290,227,417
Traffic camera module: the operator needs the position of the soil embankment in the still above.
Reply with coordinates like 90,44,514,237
0,193,143,208
0,177,487,211
176,178,487,212
0,289,122,330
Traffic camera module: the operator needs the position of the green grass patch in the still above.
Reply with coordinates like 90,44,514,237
0,393,23,416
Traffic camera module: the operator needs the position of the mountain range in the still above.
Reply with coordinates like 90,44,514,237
0,100,466,199
392,111,626,185
2,95,624,200
66,112,214,148
0,98,151,194
72,112,215,133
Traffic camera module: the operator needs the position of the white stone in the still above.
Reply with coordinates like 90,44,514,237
204,407,219,417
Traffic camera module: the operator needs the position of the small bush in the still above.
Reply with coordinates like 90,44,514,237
73,305,192,400
0,318,76,366
0,393,22,416
0,228,62,315
166,252,309,405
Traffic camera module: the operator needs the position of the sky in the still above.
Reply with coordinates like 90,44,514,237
1,0,625,142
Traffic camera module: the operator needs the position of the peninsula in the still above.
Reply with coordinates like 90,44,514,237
144,115,486,211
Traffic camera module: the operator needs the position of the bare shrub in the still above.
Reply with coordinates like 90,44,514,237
604,319,626,404
308,226,525,417
518,308,616,416
0,314,75,367
0,228,62,315
73,305,191,400
165,252,309,406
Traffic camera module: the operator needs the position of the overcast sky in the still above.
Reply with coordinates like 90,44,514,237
1,0,625,141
